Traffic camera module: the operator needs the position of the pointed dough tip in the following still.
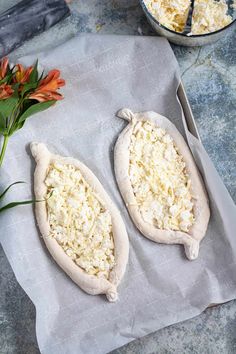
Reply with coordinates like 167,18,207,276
184,239,200,260
30,142,49,160
106,288,118,302
116,108,135,122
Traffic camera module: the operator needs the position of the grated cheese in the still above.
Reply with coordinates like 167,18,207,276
144,0,233,34
45,162,115,279
129,121,195,232
191,0,232,34
144,0,191,32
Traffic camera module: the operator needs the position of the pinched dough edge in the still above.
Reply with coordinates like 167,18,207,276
31,142,129,302
114,109,210,260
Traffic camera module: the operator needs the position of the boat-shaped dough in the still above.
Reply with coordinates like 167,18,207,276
114,109,210,260
31,143,129,301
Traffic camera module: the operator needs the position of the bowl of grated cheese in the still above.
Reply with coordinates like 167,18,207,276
140,0,236,46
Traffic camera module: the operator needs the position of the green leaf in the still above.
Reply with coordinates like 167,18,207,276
14,120,25,132
0,188,53,213
7,98,31,134
0,194,51,213
0,73,13,85
38,70,44,82
11,83,20,92
21,82,38,97
0,181,25,200
0,199,38,213
29,60,38,83
0,112,7,134
21,98,33,112
17,100,56,124
0,96,19,117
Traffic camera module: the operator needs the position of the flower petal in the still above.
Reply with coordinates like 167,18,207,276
0,57,9,80
0,83,13,99
14,64,33,83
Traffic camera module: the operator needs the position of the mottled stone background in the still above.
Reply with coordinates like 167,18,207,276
0,1,235,353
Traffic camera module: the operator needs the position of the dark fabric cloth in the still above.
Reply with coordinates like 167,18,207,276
0,0,70,57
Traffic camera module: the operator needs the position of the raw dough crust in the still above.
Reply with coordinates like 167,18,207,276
114,108,210,260
31,143,129,302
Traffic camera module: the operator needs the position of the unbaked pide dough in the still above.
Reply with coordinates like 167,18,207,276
31,143,129,302
114,109,210,260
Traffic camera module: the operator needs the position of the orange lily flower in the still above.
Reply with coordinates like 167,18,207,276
14,64,33,84
29,69,65,102
0,83,13,100
0,57,9,80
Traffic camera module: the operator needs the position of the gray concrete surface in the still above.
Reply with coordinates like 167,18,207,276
0,1,235,353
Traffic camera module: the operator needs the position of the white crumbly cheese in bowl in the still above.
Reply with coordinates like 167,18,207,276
129,121,195,233
45,163,115,279
144,0,191,32
191,0,232,34
144,0,233,34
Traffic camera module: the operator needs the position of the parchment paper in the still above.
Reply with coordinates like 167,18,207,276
0,34,236,354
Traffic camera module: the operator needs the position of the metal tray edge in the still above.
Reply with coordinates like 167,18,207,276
177,82,201,142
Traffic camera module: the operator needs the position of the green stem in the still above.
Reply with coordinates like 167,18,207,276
0,135,9,167
8,99,22,135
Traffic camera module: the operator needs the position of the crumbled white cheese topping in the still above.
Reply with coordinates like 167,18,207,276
144,0,233,34
45,163,115,279
129,121,195,232
144,0,191,32
191,0,232,34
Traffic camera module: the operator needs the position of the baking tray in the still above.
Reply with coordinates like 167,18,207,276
178,82,229,308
